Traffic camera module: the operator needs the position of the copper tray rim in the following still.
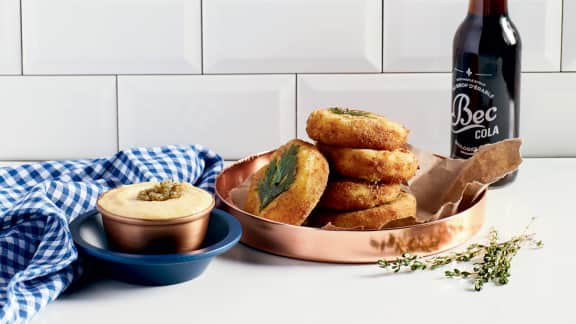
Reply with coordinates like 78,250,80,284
216,149,485,232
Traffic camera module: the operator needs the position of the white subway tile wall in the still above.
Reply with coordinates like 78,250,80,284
564,0,576,71
383,0,467,72
118,75,295,160
510,0,563,71
0,0,21,74
0,0,573,161
383,0,562,72
297,74,452,155
0,76,117,160
203,0,382,73
298,73,576,157
521,73,576,157
22,0,202,74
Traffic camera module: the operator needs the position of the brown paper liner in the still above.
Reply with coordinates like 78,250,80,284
411,139,522,222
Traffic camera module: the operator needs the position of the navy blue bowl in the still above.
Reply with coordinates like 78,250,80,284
70,208,242,286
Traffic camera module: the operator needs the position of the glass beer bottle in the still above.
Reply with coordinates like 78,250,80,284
450,0,521,185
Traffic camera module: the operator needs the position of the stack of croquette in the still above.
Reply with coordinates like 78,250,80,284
306,108,418,230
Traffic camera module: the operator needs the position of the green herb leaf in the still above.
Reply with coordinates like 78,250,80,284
377,219,542,292
136,180,183,201
257,144,299,211
328,107,372,118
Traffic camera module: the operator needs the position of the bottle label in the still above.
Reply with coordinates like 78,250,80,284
451,54,512,158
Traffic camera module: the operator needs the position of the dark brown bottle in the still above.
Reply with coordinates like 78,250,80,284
451,0,521,186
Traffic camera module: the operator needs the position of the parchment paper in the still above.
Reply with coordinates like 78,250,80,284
410,138,522,222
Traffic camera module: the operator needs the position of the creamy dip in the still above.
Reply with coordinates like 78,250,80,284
97,182,214,220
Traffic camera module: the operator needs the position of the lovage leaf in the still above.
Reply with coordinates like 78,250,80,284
257,144,299,211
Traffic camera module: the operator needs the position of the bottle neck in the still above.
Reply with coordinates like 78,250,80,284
468,0,508,17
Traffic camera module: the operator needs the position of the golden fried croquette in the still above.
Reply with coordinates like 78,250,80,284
309,191,417,230
244,139,329,226
319,179,401,211
306,108,409,150
317,144,418,183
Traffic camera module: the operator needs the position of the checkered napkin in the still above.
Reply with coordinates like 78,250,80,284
0,145,223,323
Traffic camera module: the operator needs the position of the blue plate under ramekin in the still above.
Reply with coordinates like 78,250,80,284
70,208,242,286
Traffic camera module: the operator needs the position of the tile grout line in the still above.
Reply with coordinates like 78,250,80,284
115,75,120,152
294,74,298,138
200,0,204,74
19,0,23,75
2,156,574,164
2,71,575,77
560,0,565,71
381,0,384,73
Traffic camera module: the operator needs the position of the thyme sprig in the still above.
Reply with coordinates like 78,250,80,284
328,107,372,117
378,221,543,291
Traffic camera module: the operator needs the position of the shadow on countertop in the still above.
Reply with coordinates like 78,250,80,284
217,243,356,268
59,259,156,300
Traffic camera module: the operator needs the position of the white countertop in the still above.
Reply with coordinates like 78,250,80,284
30,158,575,324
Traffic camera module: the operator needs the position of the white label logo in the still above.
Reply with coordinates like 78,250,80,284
452,93,499,139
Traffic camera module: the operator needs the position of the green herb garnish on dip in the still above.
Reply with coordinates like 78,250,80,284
137,180,184,201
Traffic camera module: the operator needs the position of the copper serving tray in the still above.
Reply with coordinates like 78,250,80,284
216,150,486,264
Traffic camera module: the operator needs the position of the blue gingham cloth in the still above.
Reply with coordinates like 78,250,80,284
0,145,223,323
